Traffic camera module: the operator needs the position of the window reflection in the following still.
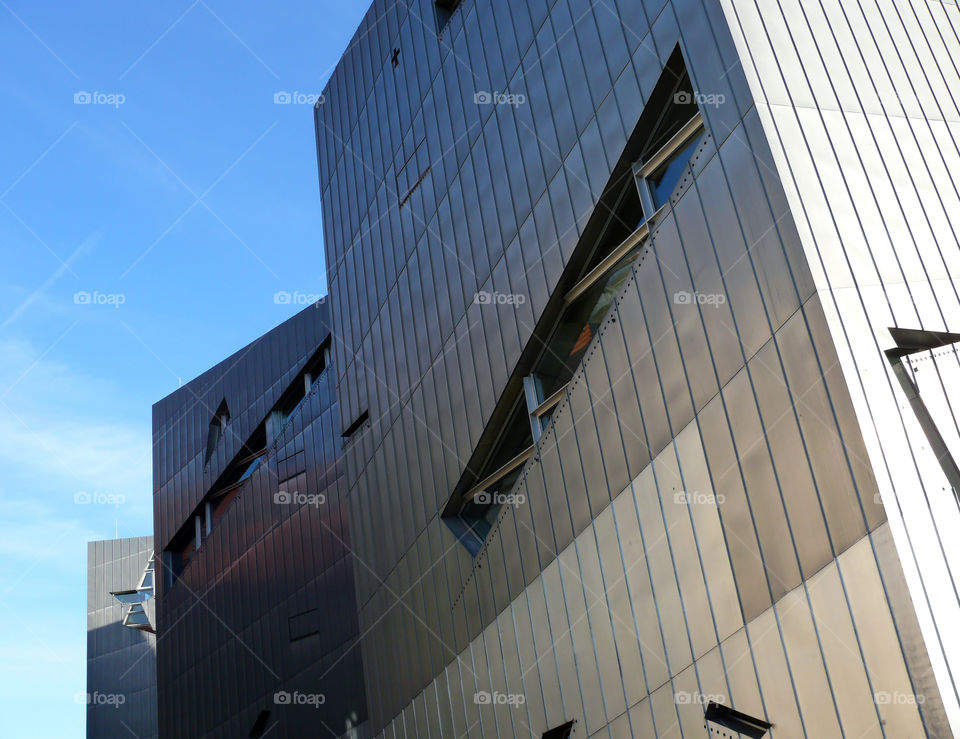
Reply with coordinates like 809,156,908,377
650,134,700,209
535,253,636,401
451,400,532,556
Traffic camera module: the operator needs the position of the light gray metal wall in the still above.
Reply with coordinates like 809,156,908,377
86,536,157,739
315,0,952,736
720,0,960,732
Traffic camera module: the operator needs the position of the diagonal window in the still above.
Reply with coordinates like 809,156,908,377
447,397,534,556
442,46,711,555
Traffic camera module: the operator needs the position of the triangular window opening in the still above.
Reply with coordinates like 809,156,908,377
204,398,230,466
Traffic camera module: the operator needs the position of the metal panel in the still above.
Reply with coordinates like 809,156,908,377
749,335,833,579
723,362,802,604
655,441,715,660
777,585,844,736
632,464,692,676
611,479,669,695
840,533,928,737
746,605,806,738
807,559,883,738
649,680,682,739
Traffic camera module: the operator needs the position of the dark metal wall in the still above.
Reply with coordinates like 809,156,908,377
87,536,157,739
153,304,368,738
316,0,949,736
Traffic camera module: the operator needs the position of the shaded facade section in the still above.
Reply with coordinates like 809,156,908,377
153,304,368,737
316,0,949,736
86,536,157,739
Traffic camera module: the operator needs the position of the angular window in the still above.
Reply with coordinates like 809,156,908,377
886,327,960,502
704,702,771,737
342,409,370,439
204,398,230,466
542,722,574,739
523,46,706,436
249,710,271,738
435,0,460,32
442,46,710,556
445,398,533,556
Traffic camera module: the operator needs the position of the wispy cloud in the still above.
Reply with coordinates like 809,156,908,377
0,231,96,332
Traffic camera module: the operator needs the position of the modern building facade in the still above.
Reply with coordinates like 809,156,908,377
314,0,960,737
86,536,158,739
152,303,368,737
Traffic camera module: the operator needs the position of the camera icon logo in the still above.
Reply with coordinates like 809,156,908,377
274,291,291,304
474,291,492,305
274,91,291,104
274,691,291,704
74,291,91,305
74,491,91,504
274,492,291,505
673,291,693,305
473,91,492,105
475,491,491,505
673,91,692,104
74,91,91,104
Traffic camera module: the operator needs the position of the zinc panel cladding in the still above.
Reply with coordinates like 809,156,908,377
720,0,960,730
317,0,950,736
153,304,368,738
86,536,157,739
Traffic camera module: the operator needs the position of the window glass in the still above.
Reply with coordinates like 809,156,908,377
650,134,700,209
535,252,636,400
451,401,532,555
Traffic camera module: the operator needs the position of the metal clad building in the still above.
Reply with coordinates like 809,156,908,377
153,303,368,737
315,0,960,736
86,536,158,739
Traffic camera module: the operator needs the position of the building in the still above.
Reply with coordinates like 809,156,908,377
152,303,367,737
86,536,158,739
313,0,960,737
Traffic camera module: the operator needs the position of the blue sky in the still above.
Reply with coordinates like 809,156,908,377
0,1,368,734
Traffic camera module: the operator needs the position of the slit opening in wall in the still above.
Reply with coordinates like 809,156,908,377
704,702,771,738
342,410,369,438
248,709,271,737
204,398,230,466
541,720,575,738
434,0,461,32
